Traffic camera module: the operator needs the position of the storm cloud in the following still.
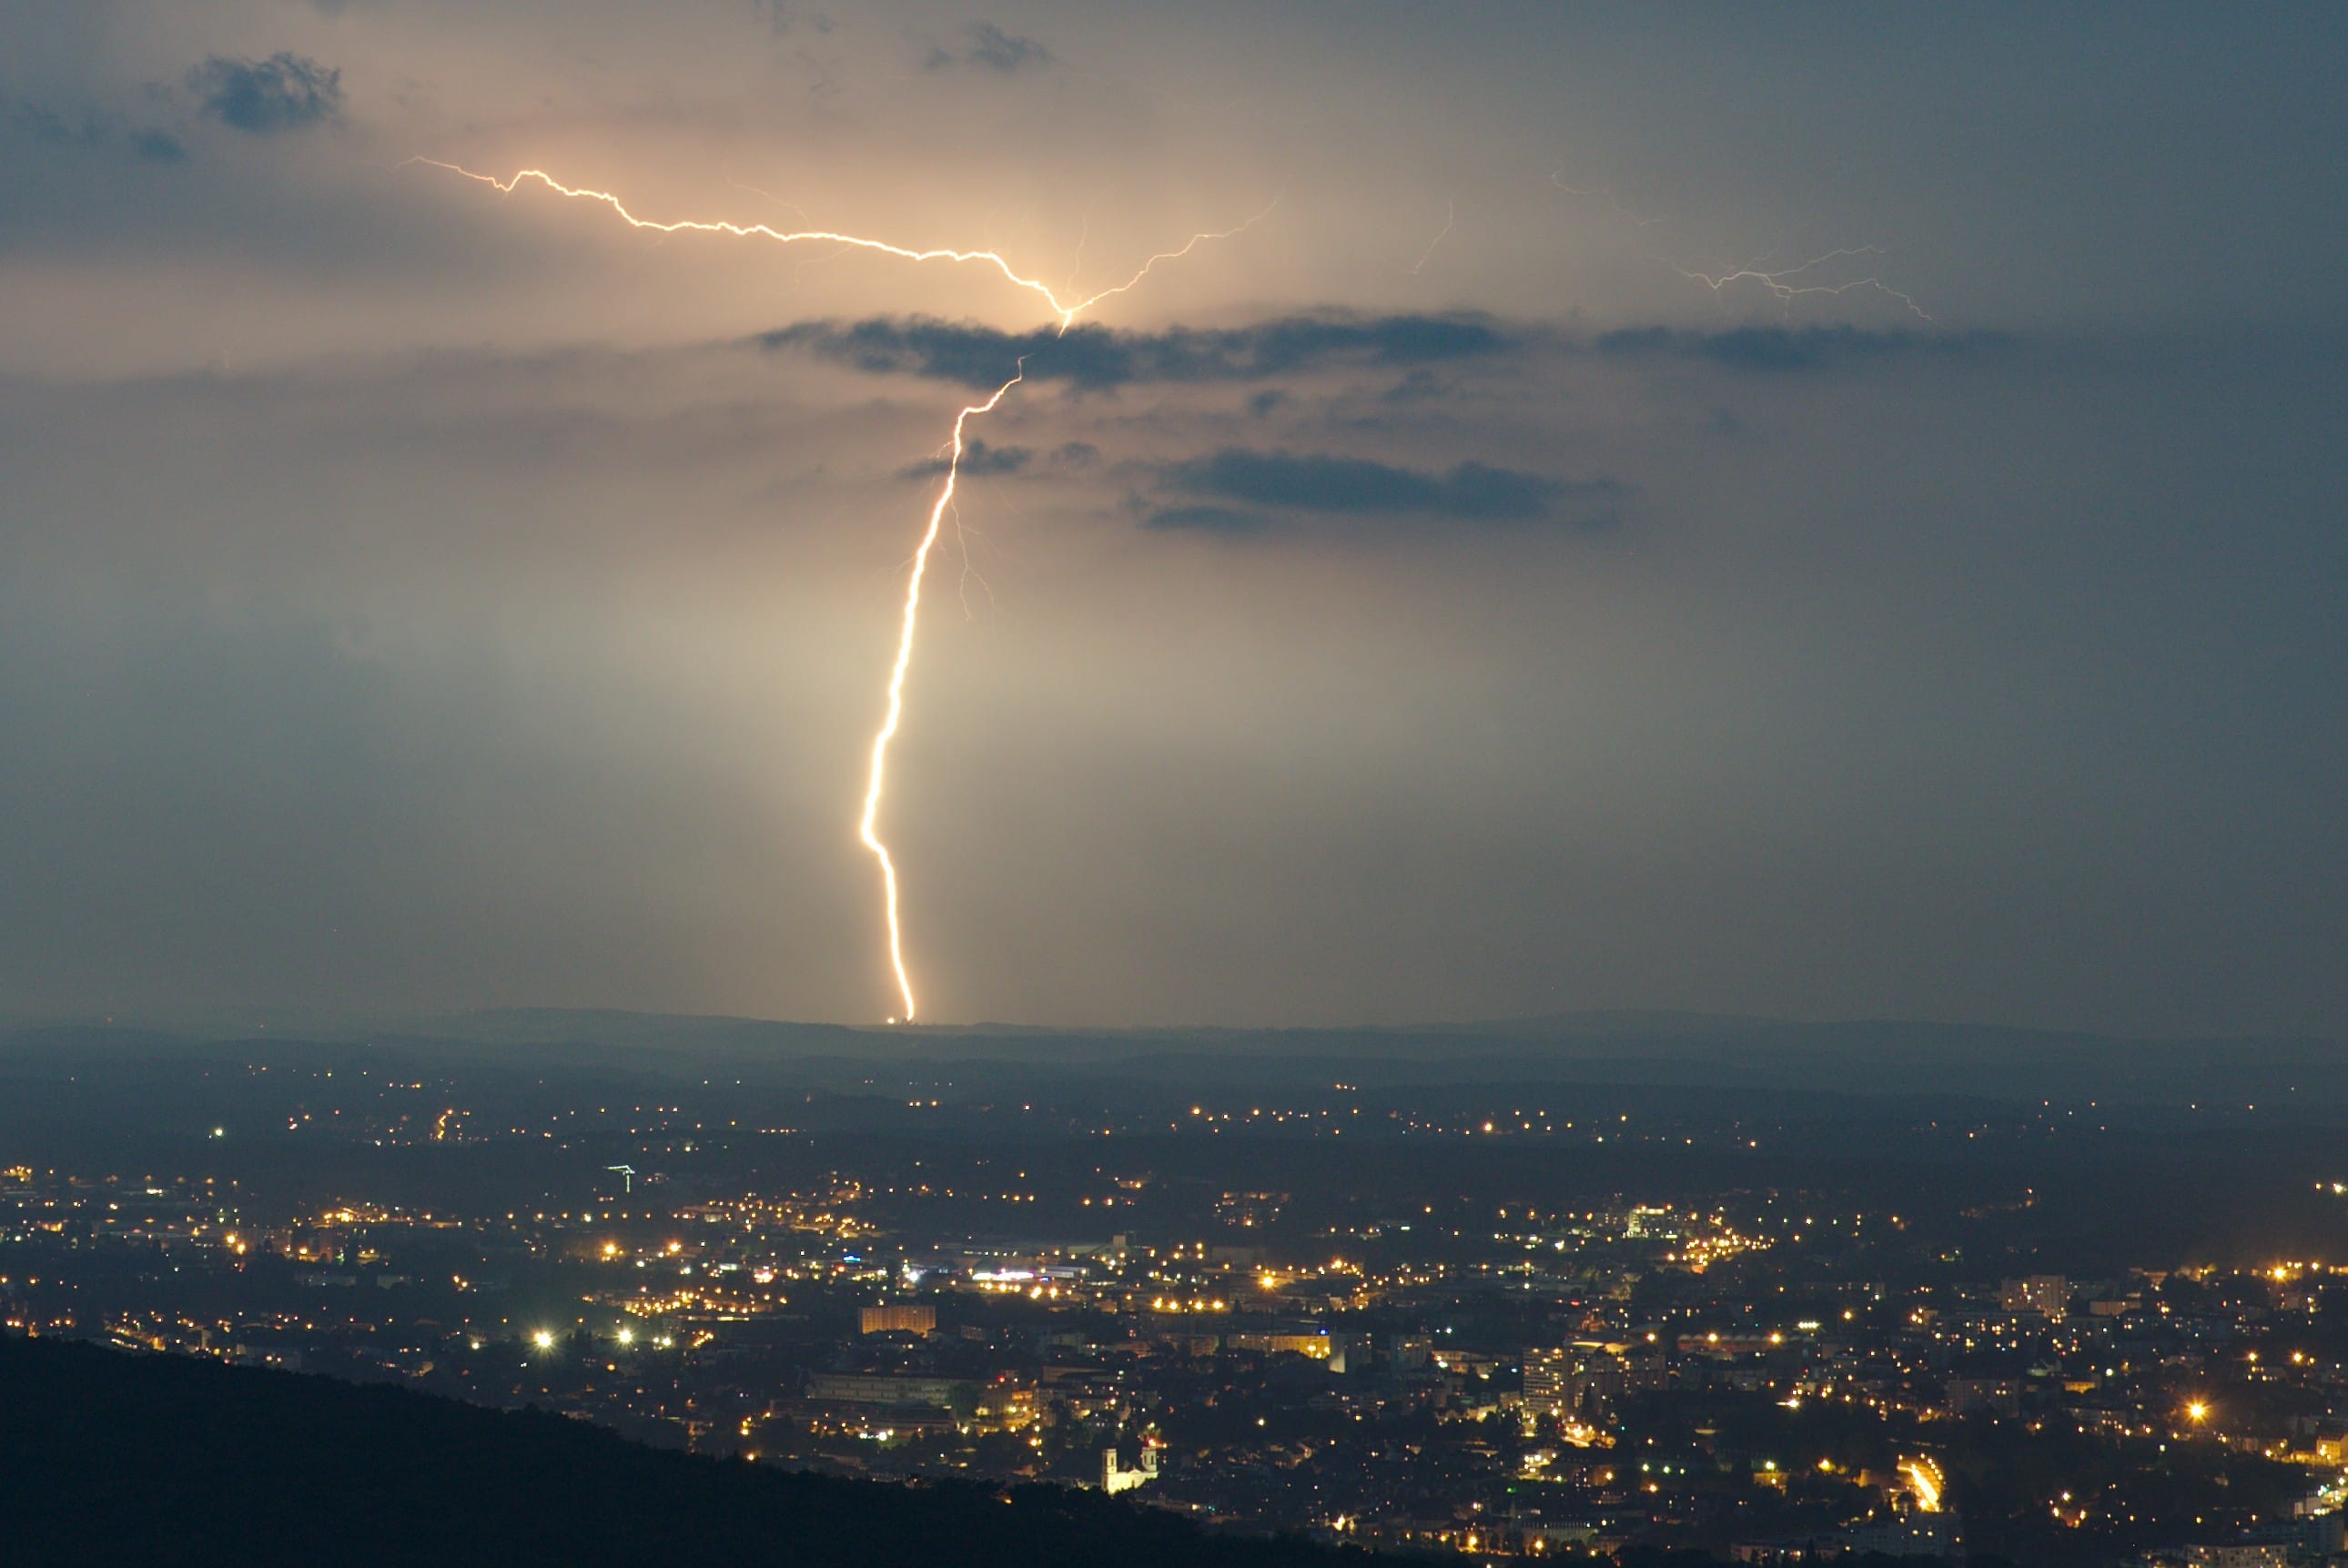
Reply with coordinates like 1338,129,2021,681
187,53,342,135
925,22,1054,73
757,313,2000,391
1156,449,1617,527
1593,325,2006,372
896,438,1032,481
756,312,1523,390
2,95,184,162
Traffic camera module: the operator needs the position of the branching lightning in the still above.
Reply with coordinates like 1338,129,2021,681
411,157,1265,1021
1551,170,1931,319
405,160,1260,330
1671,246,1933,321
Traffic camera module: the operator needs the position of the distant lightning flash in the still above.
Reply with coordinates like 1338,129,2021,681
412,158,1263,1021
1672,246,1933,321
1551,168,1929,319
1408,197,1455,277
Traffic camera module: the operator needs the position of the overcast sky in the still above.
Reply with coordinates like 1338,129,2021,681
3,2,2343,1035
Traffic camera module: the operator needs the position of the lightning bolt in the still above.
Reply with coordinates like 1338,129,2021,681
1671,247,1933,321
860,367,1022,1023
1408,197,1456,277
410,158,1266,1021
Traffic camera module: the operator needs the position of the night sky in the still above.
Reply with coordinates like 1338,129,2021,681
3,3,2342,1035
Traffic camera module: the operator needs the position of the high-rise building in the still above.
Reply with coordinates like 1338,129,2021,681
859,1303,938,1336
1522,1346,1631,1421
1999,1276,2069,1321
1523,1347,1574,1411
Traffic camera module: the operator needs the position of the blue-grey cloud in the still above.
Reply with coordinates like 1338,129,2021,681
1594,324,2004,372
895,438,1102,482
1143,503,1276,534
756,311,1521,391
1383,369,1446,402
746,0,834,35
762,314,2004,390
1160,449,1622,528
896,438,1031,481
3,96,185,163
187,53,344,135
926,22,1053,73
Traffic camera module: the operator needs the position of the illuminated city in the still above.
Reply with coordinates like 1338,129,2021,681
14,1026,2348,1563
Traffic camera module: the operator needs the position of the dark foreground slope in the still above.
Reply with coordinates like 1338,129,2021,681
0,1337,1352,1568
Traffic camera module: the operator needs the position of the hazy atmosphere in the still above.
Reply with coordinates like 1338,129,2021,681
5,2,2343,1033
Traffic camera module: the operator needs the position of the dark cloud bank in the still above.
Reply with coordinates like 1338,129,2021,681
759,312,1998,391
889,434,1618,534
894,438,1093,481
757,311,1521,390
764,312,1695,532
1,96,184,163
0,50,344,167
1594,324,2007,372
1147,451,1623,533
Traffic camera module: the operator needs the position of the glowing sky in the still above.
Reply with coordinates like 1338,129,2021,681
3,2,2343,1035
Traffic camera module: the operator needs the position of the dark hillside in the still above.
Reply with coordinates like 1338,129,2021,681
0,1336,1356,1567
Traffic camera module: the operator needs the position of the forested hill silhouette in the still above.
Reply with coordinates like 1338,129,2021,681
0,1337,1357,1567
